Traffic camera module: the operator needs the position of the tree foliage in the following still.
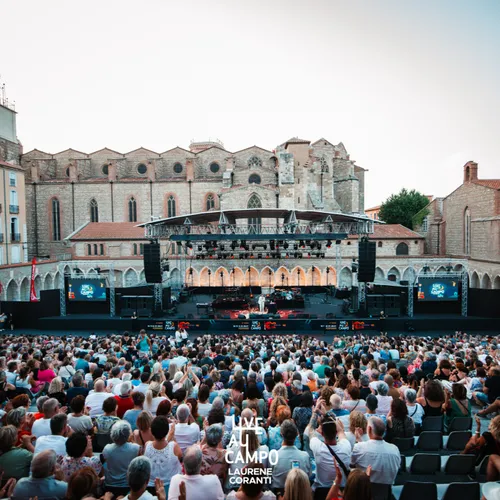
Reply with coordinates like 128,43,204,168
378,188,429,230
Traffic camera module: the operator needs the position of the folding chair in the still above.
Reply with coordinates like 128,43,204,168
446,431,472,451
441,482,480,500
447,417,472,433
393,437,415,454
416,431,442,451
422,416,443,432
410,454,441,475
444,454,476,476
399,481,437,500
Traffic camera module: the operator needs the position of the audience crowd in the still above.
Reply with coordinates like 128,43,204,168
0,330,499,500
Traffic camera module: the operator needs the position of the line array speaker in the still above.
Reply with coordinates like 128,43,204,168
143,243,162,283
358,239,376,282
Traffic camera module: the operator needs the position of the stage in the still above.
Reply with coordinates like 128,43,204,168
36,312,499,334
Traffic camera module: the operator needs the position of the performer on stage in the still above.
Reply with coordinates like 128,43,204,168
181,327,188,346
258,294,266,313
175,328,182,348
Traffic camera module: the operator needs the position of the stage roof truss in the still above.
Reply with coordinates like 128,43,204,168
140,208,375,240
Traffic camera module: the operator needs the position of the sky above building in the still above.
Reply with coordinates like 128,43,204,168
1,0,499,208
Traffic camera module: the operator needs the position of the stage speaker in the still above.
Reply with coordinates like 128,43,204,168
358,239,376,282
143,243,162,283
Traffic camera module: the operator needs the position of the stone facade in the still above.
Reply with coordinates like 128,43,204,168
20,138,365,259
415,161,500,289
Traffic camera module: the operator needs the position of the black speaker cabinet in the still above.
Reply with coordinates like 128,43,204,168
143,243,162,283
358,239,376,282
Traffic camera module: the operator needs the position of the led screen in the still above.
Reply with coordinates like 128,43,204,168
68,279,107,301
417,278,458,301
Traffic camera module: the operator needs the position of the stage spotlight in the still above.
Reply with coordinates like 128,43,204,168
284,242,289,249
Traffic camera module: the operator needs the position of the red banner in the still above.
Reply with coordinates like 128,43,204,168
30,257,38,302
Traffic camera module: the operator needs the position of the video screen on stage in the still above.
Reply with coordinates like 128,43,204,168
417,278,459,301
67,279,107,301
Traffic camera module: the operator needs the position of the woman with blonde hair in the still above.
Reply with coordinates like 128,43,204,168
345,411,368,448
282,468,313,500
48,376,66,406
133,410,154,447
144,381,167,416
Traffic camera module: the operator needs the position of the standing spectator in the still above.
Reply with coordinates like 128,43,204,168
351,417,401,485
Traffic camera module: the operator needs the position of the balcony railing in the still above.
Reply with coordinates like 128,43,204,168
9,205,19,214
11,233,21,242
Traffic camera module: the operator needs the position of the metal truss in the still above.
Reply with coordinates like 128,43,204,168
405,259,469,318
154,283,163,313
144,220,374,240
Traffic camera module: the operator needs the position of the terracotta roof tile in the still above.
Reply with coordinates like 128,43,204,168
349,224,423,239
473,179,500,190
69,223,146,240
284,137,310,146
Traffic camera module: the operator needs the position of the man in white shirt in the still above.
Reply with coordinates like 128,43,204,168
351,416,401,485
174,404,201,453
180,328,189,345
106,366,122,392
135,372,150,394
175,329,182,347
168,445,224,500
33,413,69,459
32,398,60,438
84,379,110,418
308,402,352,490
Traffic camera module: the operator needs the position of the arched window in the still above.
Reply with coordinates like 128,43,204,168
396,242,409,255
128,197,137,222
378,241,383,248
464,207,471,254
51,198,61,241
247,194,262,232
248,174,261,184
93,244,98,255
167,195,176,218
206,194,215,211
133,243,137,256
87,244,91,255
100,244,104,255
90,198,99,222
248,156,262,168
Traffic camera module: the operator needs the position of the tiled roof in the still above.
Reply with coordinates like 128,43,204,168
473,179,500,190
69,222,146,240
284,137,311,147
365,205,381,212
349,224,424,239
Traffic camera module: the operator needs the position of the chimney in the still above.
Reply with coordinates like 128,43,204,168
463,161,478,183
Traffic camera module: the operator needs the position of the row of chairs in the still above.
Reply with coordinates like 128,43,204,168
421,416,472,434
395,453,476,485
394,481,480,500
393,431,471,455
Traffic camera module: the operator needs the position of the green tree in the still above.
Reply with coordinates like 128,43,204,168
378,188,429,230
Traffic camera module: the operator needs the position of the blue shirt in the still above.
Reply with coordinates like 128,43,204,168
12,476,67,500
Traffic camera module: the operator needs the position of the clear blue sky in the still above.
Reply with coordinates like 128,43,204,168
1,0,499,207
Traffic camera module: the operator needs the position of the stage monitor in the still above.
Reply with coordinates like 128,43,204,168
68,279,107,302
417,278,458,301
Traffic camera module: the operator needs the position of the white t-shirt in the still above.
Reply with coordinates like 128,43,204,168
34,435,67,458
144,397,168,416
197,402,212,418
67,414,93,434
168,473,224,500
85,391,110,418
310,436,352,488
32,418,52,438
406,403,425,425
174,423,201,452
